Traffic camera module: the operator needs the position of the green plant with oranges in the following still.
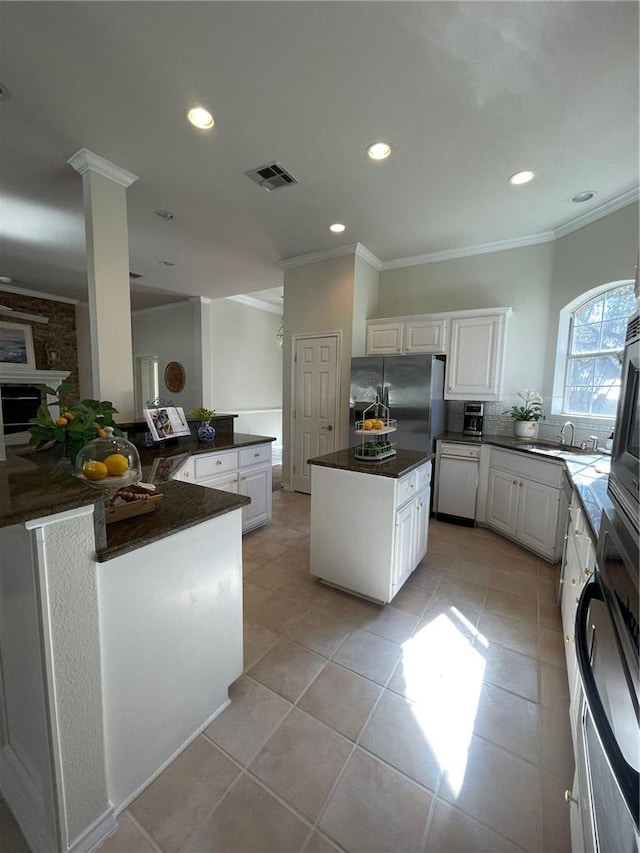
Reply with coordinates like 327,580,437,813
28,383,122,463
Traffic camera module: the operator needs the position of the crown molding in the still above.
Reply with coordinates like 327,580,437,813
354,243,382,271
226,294,282,315
278,190,638,274
279,242,382,270
553,186,639,239
0,283,78,304
131,300,193,316
381,231,556,270
67,148,138,188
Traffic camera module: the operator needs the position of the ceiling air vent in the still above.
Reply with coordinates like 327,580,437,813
244,162,298,192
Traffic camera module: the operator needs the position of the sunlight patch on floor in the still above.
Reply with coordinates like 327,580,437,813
400,610,486,798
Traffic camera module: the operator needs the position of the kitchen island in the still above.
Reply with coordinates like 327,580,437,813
308,448,434,604
0,433,276,853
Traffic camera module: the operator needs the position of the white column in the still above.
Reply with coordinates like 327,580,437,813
68,149,138,420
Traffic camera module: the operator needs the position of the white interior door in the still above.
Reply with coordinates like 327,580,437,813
292,334,339,493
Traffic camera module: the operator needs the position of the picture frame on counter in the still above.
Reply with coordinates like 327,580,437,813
0,321,36,369
143,406,191,442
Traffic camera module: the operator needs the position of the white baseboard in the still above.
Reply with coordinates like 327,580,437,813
73,809,118,853
111,697,231,814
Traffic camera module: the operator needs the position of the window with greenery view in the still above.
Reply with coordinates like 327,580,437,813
564,283,635,416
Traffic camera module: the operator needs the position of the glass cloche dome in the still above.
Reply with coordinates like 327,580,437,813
75,427,142,492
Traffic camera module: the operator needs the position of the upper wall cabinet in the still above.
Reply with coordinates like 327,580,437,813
365,321,405,355
445,310,510,400
366,317,447,355
366,308,511,400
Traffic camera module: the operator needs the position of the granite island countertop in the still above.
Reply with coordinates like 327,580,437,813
0,432,275,558
307,447,434,479
436,432,612,538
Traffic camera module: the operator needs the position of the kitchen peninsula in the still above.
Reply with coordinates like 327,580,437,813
308,448,433,604
0,429,274,853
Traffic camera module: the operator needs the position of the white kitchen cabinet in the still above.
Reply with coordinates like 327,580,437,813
444,311,508,401
366,317,446,355
560,493,596,752
485,448,569,561
393,481,430,593
365,321,404,354
404,318,447,353
173,442,272,533
309,460,432,603
365,309,510,400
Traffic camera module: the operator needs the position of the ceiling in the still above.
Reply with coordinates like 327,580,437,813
0,1,638,312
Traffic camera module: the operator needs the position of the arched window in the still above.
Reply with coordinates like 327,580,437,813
554,282,635,417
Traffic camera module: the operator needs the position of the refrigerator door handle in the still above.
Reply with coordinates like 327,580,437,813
383,385,390,409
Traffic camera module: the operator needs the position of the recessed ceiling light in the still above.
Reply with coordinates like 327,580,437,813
571,191,596,203
366,142,392,161
508,170,535,185
0,276,13,284
154,209,174,220
329,223,346,233
187,106,214,130
159,260,175,266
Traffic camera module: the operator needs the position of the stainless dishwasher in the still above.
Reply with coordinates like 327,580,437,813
435,442,480,525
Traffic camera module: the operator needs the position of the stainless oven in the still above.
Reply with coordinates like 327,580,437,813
574,506,639,852
609,309,639,533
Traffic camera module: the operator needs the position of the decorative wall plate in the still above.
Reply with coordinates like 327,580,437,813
164,361,186,393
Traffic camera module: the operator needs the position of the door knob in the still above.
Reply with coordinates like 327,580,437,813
322,425,333,431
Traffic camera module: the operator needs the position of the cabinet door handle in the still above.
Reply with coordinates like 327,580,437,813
583,568,593,578
565,635,574,644
216,459,222,466
240,475,246,481
254,452,260,457
519,481,523,487
559,577,565,584
564,789,577,805
513,480,518,485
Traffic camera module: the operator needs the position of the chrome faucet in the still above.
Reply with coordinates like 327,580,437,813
558,421,575,446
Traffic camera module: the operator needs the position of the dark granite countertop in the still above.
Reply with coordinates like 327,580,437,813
97,480,249,562
308,448,434,479
436,432,612,538
0,432,275,557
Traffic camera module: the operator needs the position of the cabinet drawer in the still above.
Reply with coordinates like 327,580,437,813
198,472,239,494
416,462,432,491
396,472,417,507
194,450,238,480
490,448,564,488
239,444,272,468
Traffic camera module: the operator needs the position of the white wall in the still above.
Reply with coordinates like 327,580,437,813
352,254,380,357
378,241,555,397
132,301,202,414
544,204,639,392
282,254,357,483
208,298,282,411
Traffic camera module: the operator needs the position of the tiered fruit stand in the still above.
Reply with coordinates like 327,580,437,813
354,399,397,461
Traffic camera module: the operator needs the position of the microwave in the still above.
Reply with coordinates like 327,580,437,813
608,309,640,535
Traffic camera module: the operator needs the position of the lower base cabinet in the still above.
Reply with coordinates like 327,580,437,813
310,461,432,604
484,449,570,562
174,442,272,533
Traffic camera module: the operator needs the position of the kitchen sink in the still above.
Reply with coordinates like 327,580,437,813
516,441,600,456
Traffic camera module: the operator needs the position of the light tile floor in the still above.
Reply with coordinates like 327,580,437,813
2,490,574,852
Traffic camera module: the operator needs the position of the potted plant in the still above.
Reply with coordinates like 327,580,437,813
28,383,122,464
504,390,544,439
189,406,216,443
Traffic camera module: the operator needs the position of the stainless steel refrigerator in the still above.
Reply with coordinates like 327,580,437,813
350,355,446,452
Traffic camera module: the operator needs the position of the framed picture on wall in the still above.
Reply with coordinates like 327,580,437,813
0,321,36,369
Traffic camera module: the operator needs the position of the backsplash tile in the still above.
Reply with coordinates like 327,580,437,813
447,398,614,451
